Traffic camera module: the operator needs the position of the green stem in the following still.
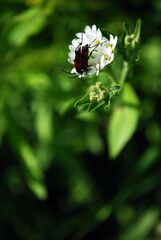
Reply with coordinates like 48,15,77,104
119,60,129,84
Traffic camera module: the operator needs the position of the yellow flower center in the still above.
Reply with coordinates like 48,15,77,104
93,39,100,46
106,43,112,48
104,54,110,60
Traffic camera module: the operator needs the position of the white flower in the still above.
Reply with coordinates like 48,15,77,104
100,46,114,70
105,34,117,50
68,25,117,78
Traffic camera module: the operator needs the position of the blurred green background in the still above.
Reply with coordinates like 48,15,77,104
0,0,161,239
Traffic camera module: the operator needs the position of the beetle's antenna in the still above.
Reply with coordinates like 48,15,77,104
88,40,106,59
67,75,79,78
58,65,73,75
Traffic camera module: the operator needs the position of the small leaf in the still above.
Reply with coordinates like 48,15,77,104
74,92,90,108
34,103,54,144
136,146,161,173
108,83,140,159
109,85,123,97
27,178,48,200
134,19,141,41
119,208,159,240
7,118,48,200
123,22,132,35
104,99,111,111
87,101,105,112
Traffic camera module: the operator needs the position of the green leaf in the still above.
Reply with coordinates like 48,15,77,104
17,140,48,200
134,19,141,41
34,102,54,144
74,92,90,108
108,83,140,159
123,22,132,35
136,146,161,173
104,99,111,111
87,101,105,112
119,208,159,240
7,119,48,200
7,6,47,46
27,178,48,200
109,84,123,97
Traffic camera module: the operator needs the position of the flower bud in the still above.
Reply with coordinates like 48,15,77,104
89,85,95,91
95,82,102,88
125,34,139,49
101,90,107,96
89,92,96,102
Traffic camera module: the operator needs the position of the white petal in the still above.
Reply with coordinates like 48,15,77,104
100,56,105,70
76,32,82,39
97,28,102,40
68,58,74,64
72,38,81,46
110,34,114,42
68,52,75,59
71,68,76,73
88,67,96,75
85,26,91,35
101,37,108,45
83,72,88,77
104,53,114,66
110,53,114,62
96,63,100,76
82,35,90,45
99,45,107,55
112,36,117,49
92,25,97,32
85,34,95,44
69,45,75,51
107,46,112,56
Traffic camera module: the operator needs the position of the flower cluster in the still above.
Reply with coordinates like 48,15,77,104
89,82,107,103
68,25,117,78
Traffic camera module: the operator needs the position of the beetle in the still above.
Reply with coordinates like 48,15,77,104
59,37,101,79
74,44,89,75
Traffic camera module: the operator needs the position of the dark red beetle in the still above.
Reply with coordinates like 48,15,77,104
74,44,89,75
59,37,100,79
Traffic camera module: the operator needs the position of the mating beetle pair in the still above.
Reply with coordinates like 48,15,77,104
59,37,102,79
